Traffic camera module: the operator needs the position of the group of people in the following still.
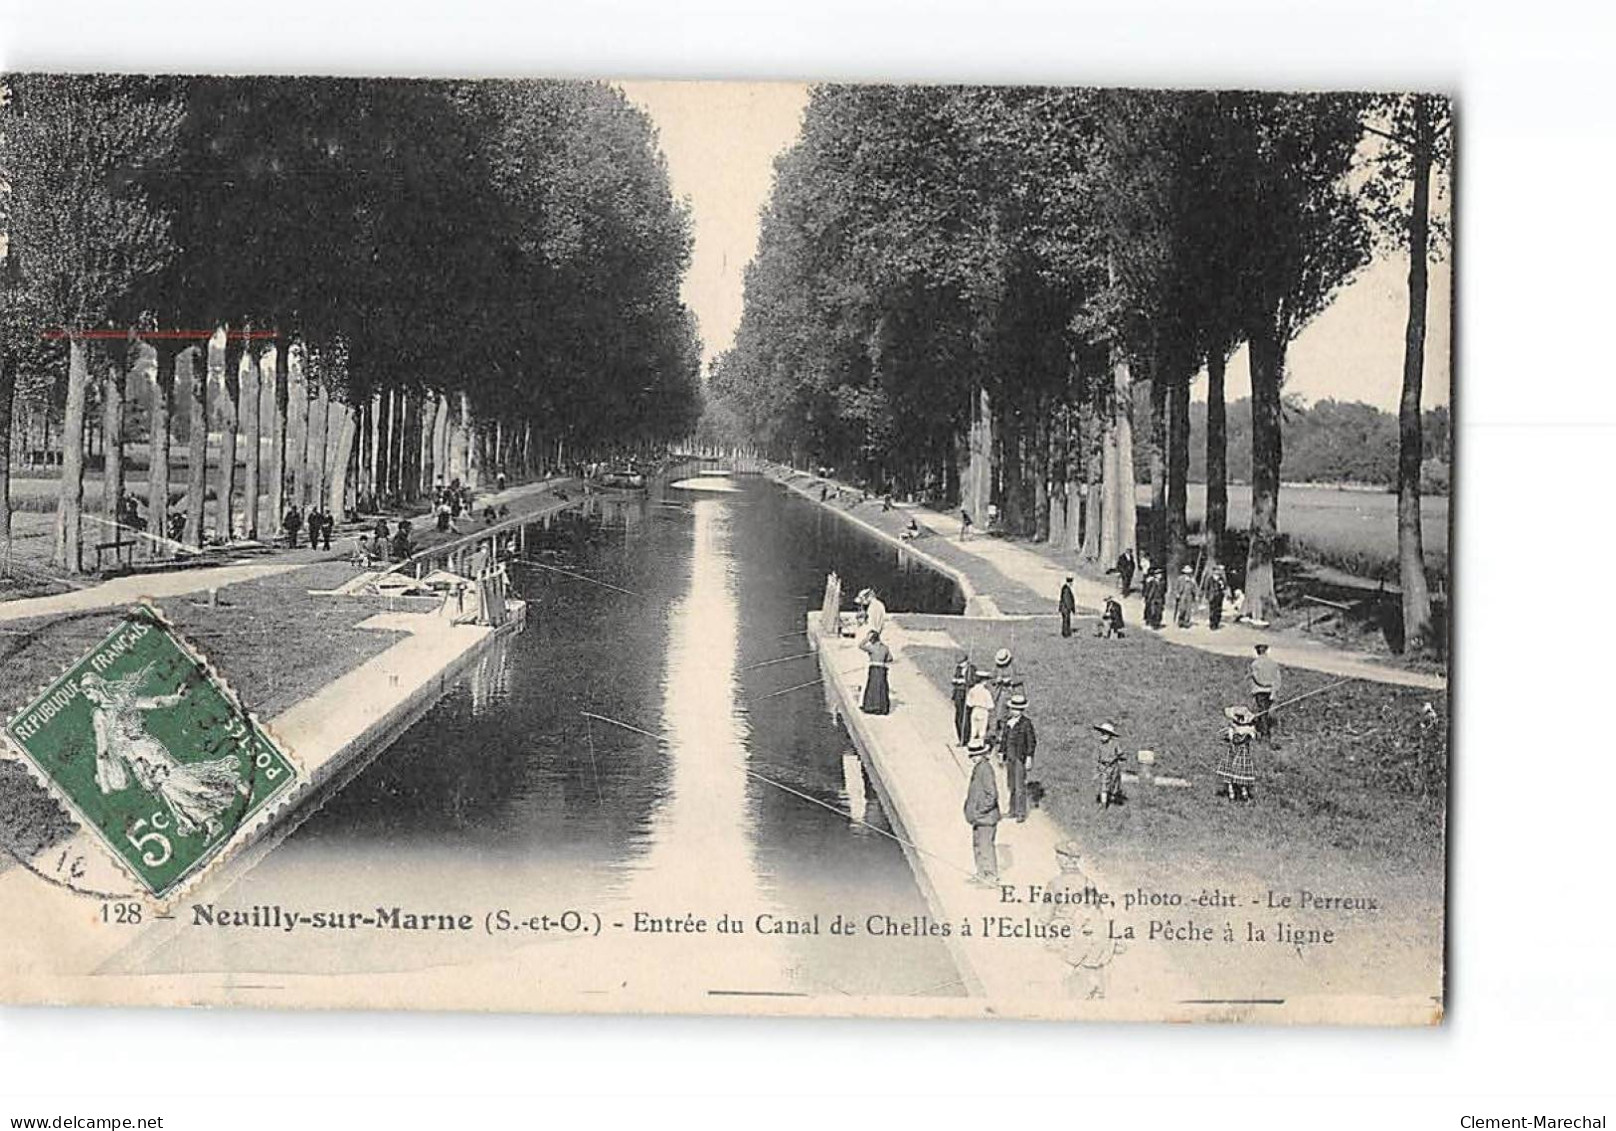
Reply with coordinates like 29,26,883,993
1136,558,1238,632
282,504,335,550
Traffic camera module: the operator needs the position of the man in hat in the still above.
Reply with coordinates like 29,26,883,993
1058,575,1077,638
1094,722,1125,808
1142,567,1168,629
1116,547,1136,596
950,652,974,746
965,669,995,747
1173,564,1198,628
1205,564,1228,630
963,739,1001,885
1001,691,1038,821
1248,643,1283,742
988,647,1021,750
1043,841,1123,1000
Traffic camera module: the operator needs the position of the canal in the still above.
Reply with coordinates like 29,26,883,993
147,474,965,1000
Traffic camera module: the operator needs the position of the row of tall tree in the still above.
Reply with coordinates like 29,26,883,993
1,75,702,569
708,86,1449,653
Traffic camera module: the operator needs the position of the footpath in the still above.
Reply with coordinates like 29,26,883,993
770,465,1444,692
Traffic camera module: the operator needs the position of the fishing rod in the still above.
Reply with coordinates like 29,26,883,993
741,650,816,672
515,557,639,597
1252,676,1357,718
749,677,824,701
579,709,973,877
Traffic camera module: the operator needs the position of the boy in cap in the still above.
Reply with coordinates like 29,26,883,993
1248,642,1282,741
1219,706,1258,801
963,739,1001,885
1001,691,1038,821
1094,722,1125,808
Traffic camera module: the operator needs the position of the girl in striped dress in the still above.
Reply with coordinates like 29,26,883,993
1219,706,1258,801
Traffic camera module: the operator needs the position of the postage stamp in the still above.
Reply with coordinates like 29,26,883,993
2,605,302,899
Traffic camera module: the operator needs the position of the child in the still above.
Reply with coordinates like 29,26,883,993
1096,596,1126,638
1218,706,1258,801
1094,722,1125,808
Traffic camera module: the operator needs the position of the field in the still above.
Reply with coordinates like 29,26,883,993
1152,483,1450,584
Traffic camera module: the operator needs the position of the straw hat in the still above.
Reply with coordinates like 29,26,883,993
994,647,1013,667
1225,706,1255,725
966,738,989,755
1093,721,1119,738
1054,840,1083,861
1009,692,1029,711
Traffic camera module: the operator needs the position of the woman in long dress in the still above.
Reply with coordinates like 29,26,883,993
81,670,245,839
859,631,892,714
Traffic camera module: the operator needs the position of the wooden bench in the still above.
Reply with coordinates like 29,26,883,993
93,538,138,571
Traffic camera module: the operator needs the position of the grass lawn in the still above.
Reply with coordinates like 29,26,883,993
900,611,1447,986
0,560,411,864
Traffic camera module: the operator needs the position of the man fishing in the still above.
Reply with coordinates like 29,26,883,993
1249,643,1283,742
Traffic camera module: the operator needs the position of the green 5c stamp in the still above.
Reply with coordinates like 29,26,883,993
3,605,302,898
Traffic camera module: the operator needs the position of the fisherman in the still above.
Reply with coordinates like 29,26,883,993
1001,691,1038,822
963,739,1001,886
1142,568,1168,629
901,516,921,541
988,647,1021,749
1173,564,1198,628
858,630,893,715
373,517,391,546
1116,547,1137,596
1094,722,1125,808
951,652,974,745
1059,575,1077,638
390,520,414,563
1096,595,1126,639
965,669,995,747
1248,643,1283,742
1043,841,1124,1000
436,498,453,532
1218,706,1259,801
282,504,302,549
1205,564,1228,630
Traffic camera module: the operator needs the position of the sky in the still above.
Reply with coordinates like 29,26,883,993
617,81,1451,413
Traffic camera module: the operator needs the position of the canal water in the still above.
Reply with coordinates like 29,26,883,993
147,475,964,1000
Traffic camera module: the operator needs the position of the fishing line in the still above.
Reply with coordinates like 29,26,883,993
580,709,974,878
749,677,824,701
516,558,640,597
741,651,816,672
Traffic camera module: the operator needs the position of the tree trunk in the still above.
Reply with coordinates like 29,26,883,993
1398,98,1437,656
241,341,261,539
53,338,92,571
312,381,331,505
1099,382,1118,566
148,342,177,554
0,351,15,558
1167,377,1191,580
289,354,308,512
1066,397,1084,552
1148,376,1167,567
268,343,287,532
419,394,437,494
1205,348,1229,574
183,347,207,549
1047,402,1066,547
102,356,126,536
1244,321,1286,622
463,392,480,490
326,401,357,517
1111,354,1138,560
217,337,241,541
435,392,451,486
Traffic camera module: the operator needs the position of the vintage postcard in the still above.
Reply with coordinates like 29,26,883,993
0,76,1450,1023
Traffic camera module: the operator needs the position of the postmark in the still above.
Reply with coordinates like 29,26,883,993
2,604,302,900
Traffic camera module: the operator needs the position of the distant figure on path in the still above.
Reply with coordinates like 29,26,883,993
390,520,414,563
1117,548,1136,596
951,653,974,745
1001,692,1037,822
1248,643,1283,742
1097,596,1126,639
966,669,995,746
963,739,1001,886
282,506,302,549
1205,565,1227,630
960,509,974,541
858,630,892,715
1059,575,1077,638
1173,565,1197,628
1142,568,1168,629
1094,722,1124,808
373,517,391,546
1219,706,1258,801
